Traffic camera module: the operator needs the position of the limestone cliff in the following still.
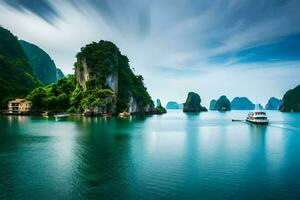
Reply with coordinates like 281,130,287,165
183,92,207,112
74,41,154,115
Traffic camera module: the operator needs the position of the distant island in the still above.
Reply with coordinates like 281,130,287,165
231,97,255,110
166,101,180,109
183,92,207,112
210,95,231,111
265,97,282,110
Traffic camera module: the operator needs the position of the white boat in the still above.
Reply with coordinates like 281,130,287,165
246,111,268,125
54,113,69,121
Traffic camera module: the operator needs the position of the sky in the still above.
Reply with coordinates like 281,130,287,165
0,0,300,107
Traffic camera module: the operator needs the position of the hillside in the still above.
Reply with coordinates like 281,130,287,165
280,85,300,112
19,40,63,85
0,26,40,109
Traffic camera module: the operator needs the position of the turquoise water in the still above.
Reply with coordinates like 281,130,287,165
1,110,300,199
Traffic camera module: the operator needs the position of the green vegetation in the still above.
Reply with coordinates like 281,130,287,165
0,26,40,109
183,92,207,112
27,75,75,112
155,105,167,114
27,40,153,114
76,40,153,114
20,40,62,85
280,85,300,112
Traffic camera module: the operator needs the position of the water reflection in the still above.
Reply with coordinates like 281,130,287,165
1,111,300,199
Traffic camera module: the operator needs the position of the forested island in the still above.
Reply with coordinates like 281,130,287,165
183,92,207,112
27,41,165,115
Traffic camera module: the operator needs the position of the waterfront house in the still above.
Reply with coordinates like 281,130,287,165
8,99,32,114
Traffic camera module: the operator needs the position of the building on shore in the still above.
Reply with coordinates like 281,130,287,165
8,99,32,114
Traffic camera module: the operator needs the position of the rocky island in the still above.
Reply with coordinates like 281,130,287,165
166,101,180,109
231,97,255,110
265,97,282,110
183,92,207,112
27,40,158,116
210,95,231,111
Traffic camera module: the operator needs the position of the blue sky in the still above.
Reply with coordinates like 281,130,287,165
0,0,299,106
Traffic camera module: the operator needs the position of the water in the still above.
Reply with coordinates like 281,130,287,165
1,110,300,200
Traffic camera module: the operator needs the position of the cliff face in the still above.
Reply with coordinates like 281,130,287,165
231,97,255,110
280,85,300,112
212,95,231,111
0,27,40,108
183,92,207,112
19,40,58,86
75,41,154,115
265,97,282,110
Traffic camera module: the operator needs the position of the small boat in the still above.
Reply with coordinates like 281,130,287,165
119,111,130,118
54,113,69,121
232,119,242,122
246,111,268,125
101,113,112,118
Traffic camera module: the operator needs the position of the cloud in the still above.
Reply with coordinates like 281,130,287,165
1,0,60,24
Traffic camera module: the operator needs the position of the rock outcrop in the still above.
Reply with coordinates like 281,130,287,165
280,85,300,112
74,41,154,115
231,97,255,110
166,101,179,109
183,92,207,112
211,95,231,111
156,99,162,107
265,97,282,110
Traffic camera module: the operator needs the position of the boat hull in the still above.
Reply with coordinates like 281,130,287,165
246,119,268,125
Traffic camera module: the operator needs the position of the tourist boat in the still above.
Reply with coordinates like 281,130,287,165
246,111,269,125
54,113,69,121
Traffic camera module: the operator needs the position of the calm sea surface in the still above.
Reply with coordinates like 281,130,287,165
1,110,300,200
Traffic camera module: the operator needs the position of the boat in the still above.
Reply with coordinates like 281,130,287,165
119,111,130,118
246,111,268,125
54,113,69,121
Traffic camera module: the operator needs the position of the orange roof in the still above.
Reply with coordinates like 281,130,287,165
9,99,30,103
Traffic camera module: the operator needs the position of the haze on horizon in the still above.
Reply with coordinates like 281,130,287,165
0,0,300,107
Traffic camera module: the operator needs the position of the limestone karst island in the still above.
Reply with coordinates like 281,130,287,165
0,1,300,200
